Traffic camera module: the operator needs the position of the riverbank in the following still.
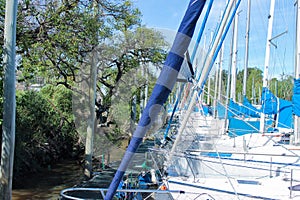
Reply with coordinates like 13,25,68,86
12,160,84,200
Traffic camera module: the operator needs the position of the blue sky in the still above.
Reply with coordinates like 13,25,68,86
133,0,297,80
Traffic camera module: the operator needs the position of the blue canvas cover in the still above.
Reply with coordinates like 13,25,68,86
293,78,300,117
228,97,259,118
277,98,293,129
242,96,260,118
105,1,207,199
261,87,278,114
228,117,260,137
216,102,226,119
228,99,243,117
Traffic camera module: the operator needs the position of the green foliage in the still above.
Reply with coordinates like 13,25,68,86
235,67,263,103
269,74,293,100
16,1,104,87
14,87,80,178
230,67,293,103
12,0,167,144
109,66,157,138
97,26,167,108
15,0,142,86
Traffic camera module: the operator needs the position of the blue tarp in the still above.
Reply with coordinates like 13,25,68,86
228,99,242,117
278,98,293,129
227,88,293,136
228,97,259,118
242,97,260,118
227,97,261,137
260,87,293,129
261,87,278,114
293,78,300,117
194,104,212,116
228,117,260,137
216,102,226,119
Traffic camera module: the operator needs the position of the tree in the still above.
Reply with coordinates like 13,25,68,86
0,0,168,142
269,74,293,100
16,0,106,87
96,27,167,117
14,87,80,179
236,67,263,103
0,0,168,182
10,0,167,124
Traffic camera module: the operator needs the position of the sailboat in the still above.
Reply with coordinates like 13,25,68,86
60,0,300,199
162,0,300,199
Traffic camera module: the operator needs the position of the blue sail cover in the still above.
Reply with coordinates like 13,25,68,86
242,97,260,117
227,97,260,137
105,1,207,199
293,78,300,117
261,87,278,114
228,118,260,137
278,98,293,129
228,99,243,117
216,102,226,119
228,97,259,118
260,87,292,128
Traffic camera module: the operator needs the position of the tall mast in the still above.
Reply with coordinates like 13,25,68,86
230,8,239,102
213,61,219,117
105,1,207,198
0,0,18,199
170,0,242,157
259,0,275,133
207,31,214,105
217,44,224,102
207,75,211,105
294,0,300,144
242,0,251,97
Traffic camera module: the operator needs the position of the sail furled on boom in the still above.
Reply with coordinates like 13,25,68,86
278,98,293,129
293,78,300,117
228,97,260,118
261,87,293,129
261,87,278,115
104,1,207,199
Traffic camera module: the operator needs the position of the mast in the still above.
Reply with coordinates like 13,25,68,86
207,75,211,105
260,0,275,133
170,0,242,157
0,0,18,199
207,31,214,105
213,62,219,117
163,0,213,139
217,44,223,102
294,0,300,144
242,0,251,97
223,19,235,133
190,0,214,64
105,1,207,199
230,8,239,102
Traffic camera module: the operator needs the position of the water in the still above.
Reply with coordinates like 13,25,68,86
12,160,84,200
12,139,156,200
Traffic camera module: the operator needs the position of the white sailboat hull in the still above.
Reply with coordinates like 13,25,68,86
165,132,300,199
168,176,300,200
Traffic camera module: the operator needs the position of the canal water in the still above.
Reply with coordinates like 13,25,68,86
12,139,156,199
12,160,85,200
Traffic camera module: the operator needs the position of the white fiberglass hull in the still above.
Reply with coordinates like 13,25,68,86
167,176,300,200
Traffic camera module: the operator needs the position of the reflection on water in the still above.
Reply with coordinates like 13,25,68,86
12,160,84,200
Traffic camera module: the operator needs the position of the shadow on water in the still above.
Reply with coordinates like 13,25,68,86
12,160,85,200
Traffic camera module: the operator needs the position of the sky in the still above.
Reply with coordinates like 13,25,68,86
133,0,297,80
